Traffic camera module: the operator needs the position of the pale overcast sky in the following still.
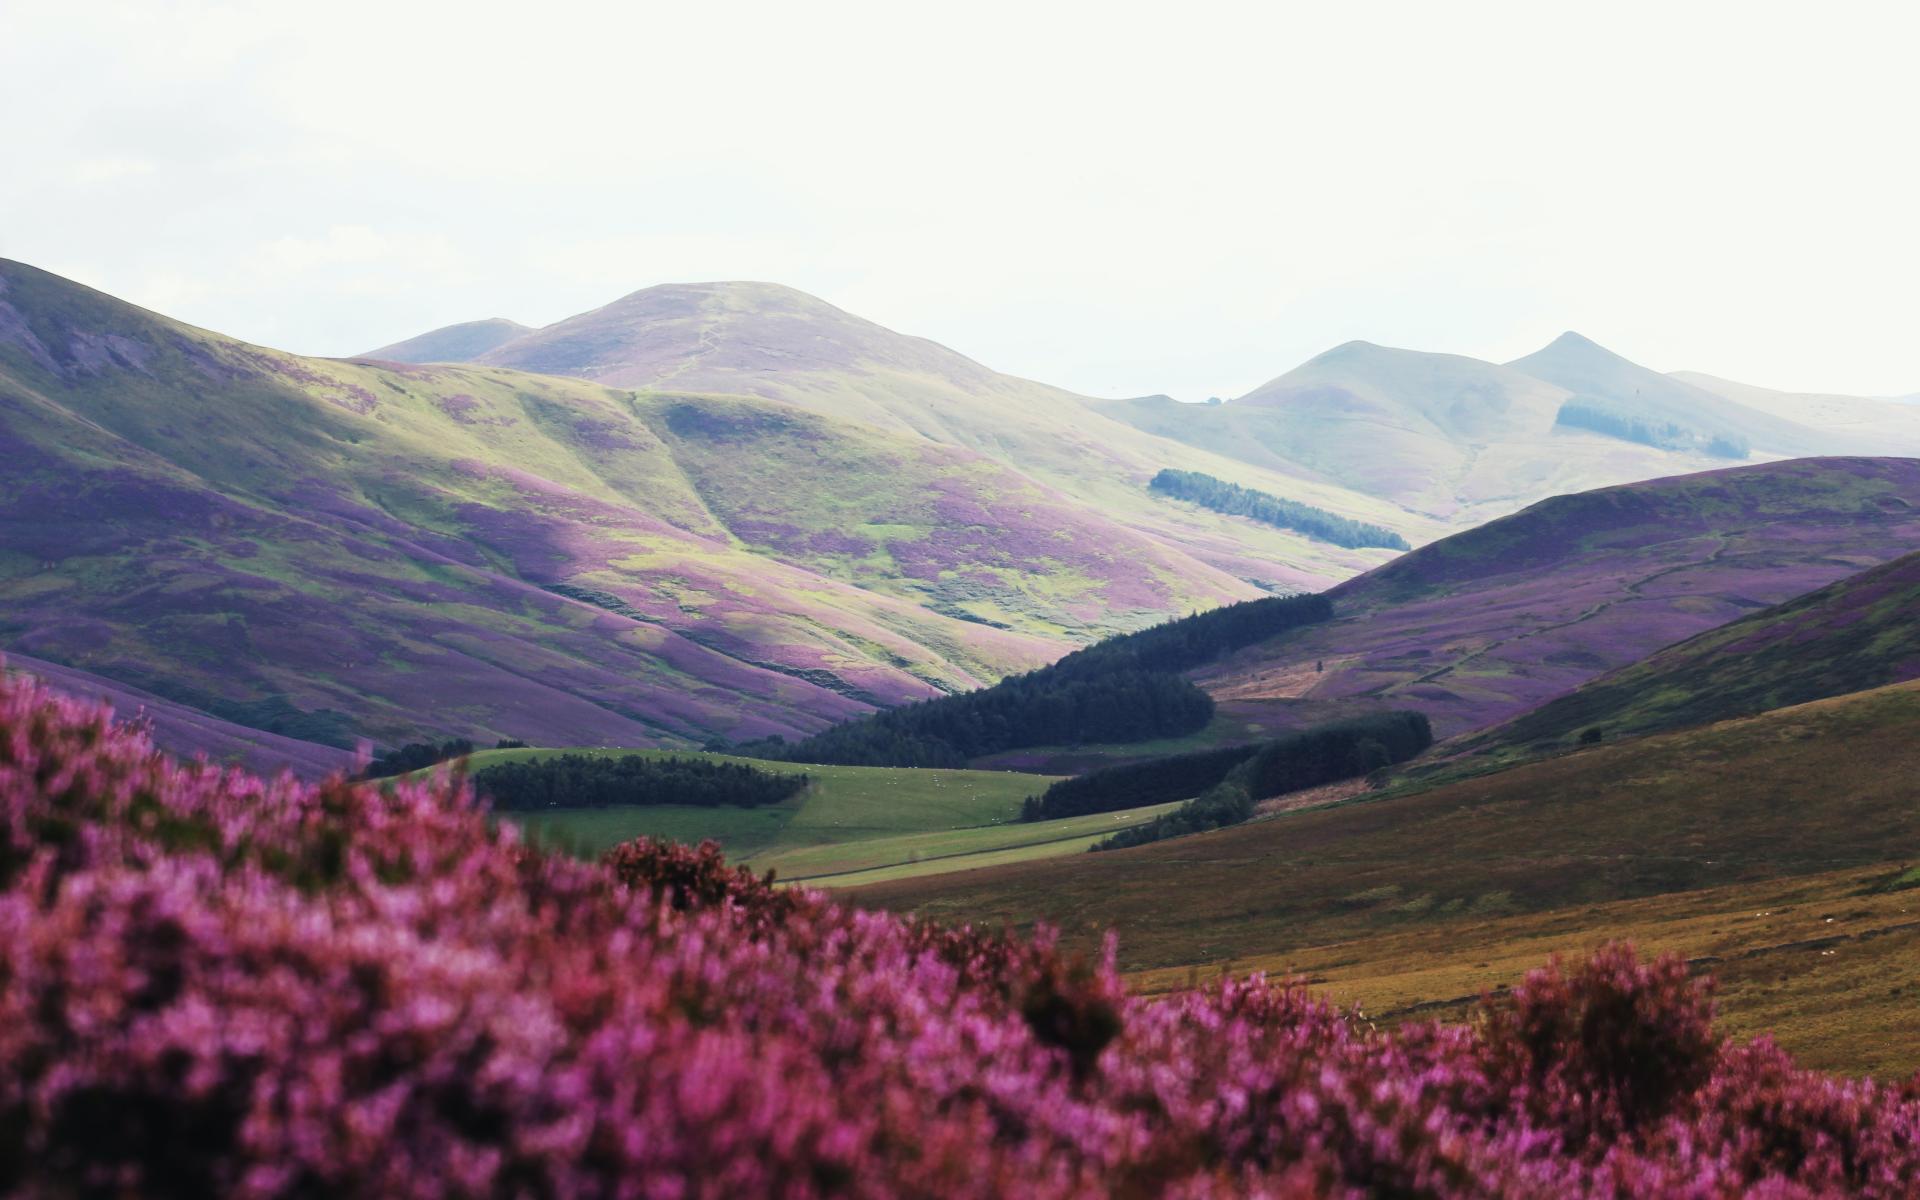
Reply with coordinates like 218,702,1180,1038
4,0,1917,400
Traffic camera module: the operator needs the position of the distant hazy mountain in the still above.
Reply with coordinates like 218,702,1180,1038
1505,332,1842,458
362,317,534,363
1093,331,1920,528
1098,340,1736,524
1670,369,1920,446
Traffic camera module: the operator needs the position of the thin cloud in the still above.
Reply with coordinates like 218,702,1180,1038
3,0,1916,399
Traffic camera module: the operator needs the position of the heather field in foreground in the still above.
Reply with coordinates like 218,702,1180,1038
11,673,1920,1195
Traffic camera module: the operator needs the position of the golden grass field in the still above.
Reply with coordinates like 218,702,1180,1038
1129,864,1920,1077
855,680,1920,1076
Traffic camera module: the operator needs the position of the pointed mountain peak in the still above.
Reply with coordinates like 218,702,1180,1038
1547,330,1602,351
1508,331,1626,369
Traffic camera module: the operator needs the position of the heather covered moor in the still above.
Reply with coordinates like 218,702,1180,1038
5,668,1920,1197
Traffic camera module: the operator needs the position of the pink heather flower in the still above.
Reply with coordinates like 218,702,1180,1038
1,664,1918,1197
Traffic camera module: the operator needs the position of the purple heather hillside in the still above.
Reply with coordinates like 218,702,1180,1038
1199,456,1920,738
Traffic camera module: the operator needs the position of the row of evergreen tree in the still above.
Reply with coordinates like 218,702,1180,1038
730,593,1334,768
473,755,810,811
1092,711,1432,850
1148,469,1409,550
1043,591,1333,681
1020,743,1259,821
1554,403,1749,460
363,738,478,779
362,737,528,780
735,672,1214,768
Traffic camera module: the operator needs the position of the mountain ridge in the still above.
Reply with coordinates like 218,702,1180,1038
8,259,1241,755
1188,455,1920,741
1456,545,1920,760
1505,331,1843,459
372,279,1439,592
1100,338,1731,523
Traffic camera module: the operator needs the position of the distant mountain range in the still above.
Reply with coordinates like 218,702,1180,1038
0,261,1394,767
6,253,1919,773
369,281,1422,593
371,287,1920,538
1097,334,1920,526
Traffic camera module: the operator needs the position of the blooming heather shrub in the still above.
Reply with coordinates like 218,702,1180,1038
1481,945,1720,1146
4,667,1920,1197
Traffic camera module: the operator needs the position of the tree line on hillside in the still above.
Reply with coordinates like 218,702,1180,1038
1020,743,1259,821
362,737,528,780
473,754,810,811
1555,403,1749,460
729,593,1334,767
1148,469,1410,550
1093,711,1432,850
735,671,1214,769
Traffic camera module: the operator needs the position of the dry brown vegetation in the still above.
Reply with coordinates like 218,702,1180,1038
855,679,1920,1075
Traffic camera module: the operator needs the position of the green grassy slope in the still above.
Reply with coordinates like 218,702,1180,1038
427,746,1071,882
762,802,1186,884
852,678,1920,974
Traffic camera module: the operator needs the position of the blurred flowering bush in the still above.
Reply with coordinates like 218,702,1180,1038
3,667,1918,1197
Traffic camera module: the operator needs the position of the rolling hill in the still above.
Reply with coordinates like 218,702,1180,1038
1097,334,1920,530
380,281,1433,591
1506,332,1847,459
1457,547,1920,760
854,678,1920,1073
2,651,353,777
2,259,1303,756
363,317,534,364
1098,340,1762,525
1185,456,1920,743
1672,368,1920,444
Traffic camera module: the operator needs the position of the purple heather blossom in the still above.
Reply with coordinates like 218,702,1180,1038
1,668,1917,1196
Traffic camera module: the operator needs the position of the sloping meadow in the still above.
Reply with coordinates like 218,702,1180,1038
4,670,1920,1197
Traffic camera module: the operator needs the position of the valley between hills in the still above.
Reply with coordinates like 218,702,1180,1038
9,256,1920,1081
26,5,1920,1191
